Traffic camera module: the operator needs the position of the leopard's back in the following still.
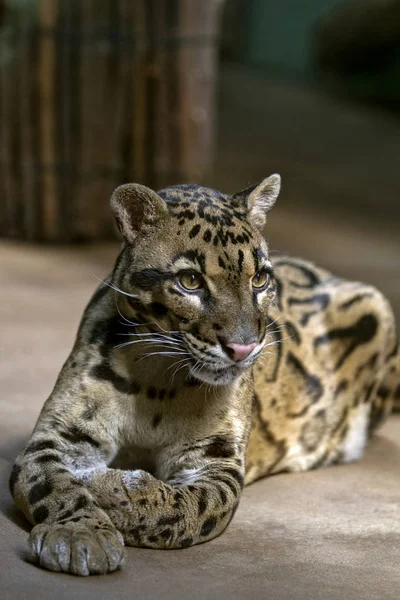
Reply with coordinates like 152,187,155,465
246,256,399,483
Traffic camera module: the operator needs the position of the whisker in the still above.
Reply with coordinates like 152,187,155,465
93,275,139,299
266,316,281,329
170,358,193,384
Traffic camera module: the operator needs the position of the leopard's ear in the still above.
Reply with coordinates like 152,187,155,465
110,183,168,243
233,174,281,229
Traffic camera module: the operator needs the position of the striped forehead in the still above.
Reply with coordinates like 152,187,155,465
158,184,229,204
158,185,254,246
159,185,246,225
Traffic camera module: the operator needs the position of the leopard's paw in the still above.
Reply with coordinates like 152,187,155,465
26,522,124,576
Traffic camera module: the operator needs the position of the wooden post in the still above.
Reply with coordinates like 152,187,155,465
0,0,225,242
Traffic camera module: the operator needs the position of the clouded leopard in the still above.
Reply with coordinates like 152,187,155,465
10,175,399,575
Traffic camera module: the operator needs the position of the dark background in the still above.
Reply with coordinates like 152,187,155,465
215,0,400,321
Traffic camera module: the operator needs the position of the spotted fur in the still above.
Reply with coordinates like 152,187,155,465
10,177,399,576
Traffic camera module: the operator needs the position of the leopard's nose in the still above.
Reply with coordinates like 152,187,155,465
225,342,257,362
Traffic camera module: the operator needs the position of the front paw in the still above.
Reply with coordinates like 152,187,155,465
26,522,124,576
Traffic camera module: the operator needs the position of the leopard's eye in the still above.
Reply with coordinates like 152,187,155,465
178,271,203,291
252,269,269,290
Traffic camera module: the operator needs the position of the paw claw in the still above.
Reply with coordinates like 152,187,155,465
27,523,124,576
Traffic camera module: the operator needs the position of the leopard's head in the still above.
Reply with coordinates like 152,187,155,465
110,176,280,385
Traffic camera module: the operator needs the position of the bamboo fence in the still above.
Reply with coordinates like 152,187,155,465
0,0,224,241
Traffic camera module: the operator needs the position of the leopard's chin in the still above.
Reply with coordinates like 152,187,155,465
188,362,245,386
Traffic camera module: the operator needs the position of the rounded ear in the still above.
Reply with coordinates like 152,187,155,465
110,183,168,243
233,174,281,229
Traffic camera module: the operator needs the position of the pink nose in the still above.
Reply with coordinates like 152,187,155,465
226,342,257,362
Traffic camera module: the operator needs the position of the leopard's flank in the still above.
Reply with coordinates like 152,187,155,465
10,176,399,575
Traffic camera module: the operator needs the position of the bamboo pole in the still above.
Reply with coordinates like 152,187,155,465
0,0,225,241
37,0,58,240
131,0,147,185
19,21,36,239
0,55,15,235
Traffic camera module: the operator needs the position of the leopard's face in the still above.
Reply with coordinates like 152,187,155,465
111,180,280,385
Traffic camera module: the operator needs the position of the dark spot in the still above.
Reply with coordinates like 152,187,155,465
217,487,227,505
285,321,301,344
275,260,320,289
168,389,177,399
75,495,89,511
176,249,206,274
59,426,100,449
189,224,201,239
90,363,139,395
339,293,373,311
152,413,162,428
218,256,226,269
157,514,180,527
288,293,330,326
33,505,49,524
35,453,60,465
334,380,348,397
204,436,235,459
147,535,159,543
203,230,212,243
131,381,141,394
9,464,22,496
197,488,208,516
172,490,183,509
28,480,53,505
138,498,147,506
224,468,244,489
130,268,173,291
377,385,390,400
29,475,39,484
314,314,378,370
57,509,74,522
158,389,166,401
286,352,323,417
120,501,129,507
150,302,168,317
211,475,238,497
147,386,158,400
159,528,172,540
179,537,193,548
200,517,217,537
237,249,244,273
25,440,57,455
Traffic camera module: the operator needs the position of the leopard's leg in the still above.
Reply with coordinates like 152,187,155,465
78,451,245,549
9,413,125,575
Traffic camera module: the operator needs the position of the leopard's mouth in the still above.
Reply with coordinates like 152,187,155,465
186,356,251,386
181,334,261,385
